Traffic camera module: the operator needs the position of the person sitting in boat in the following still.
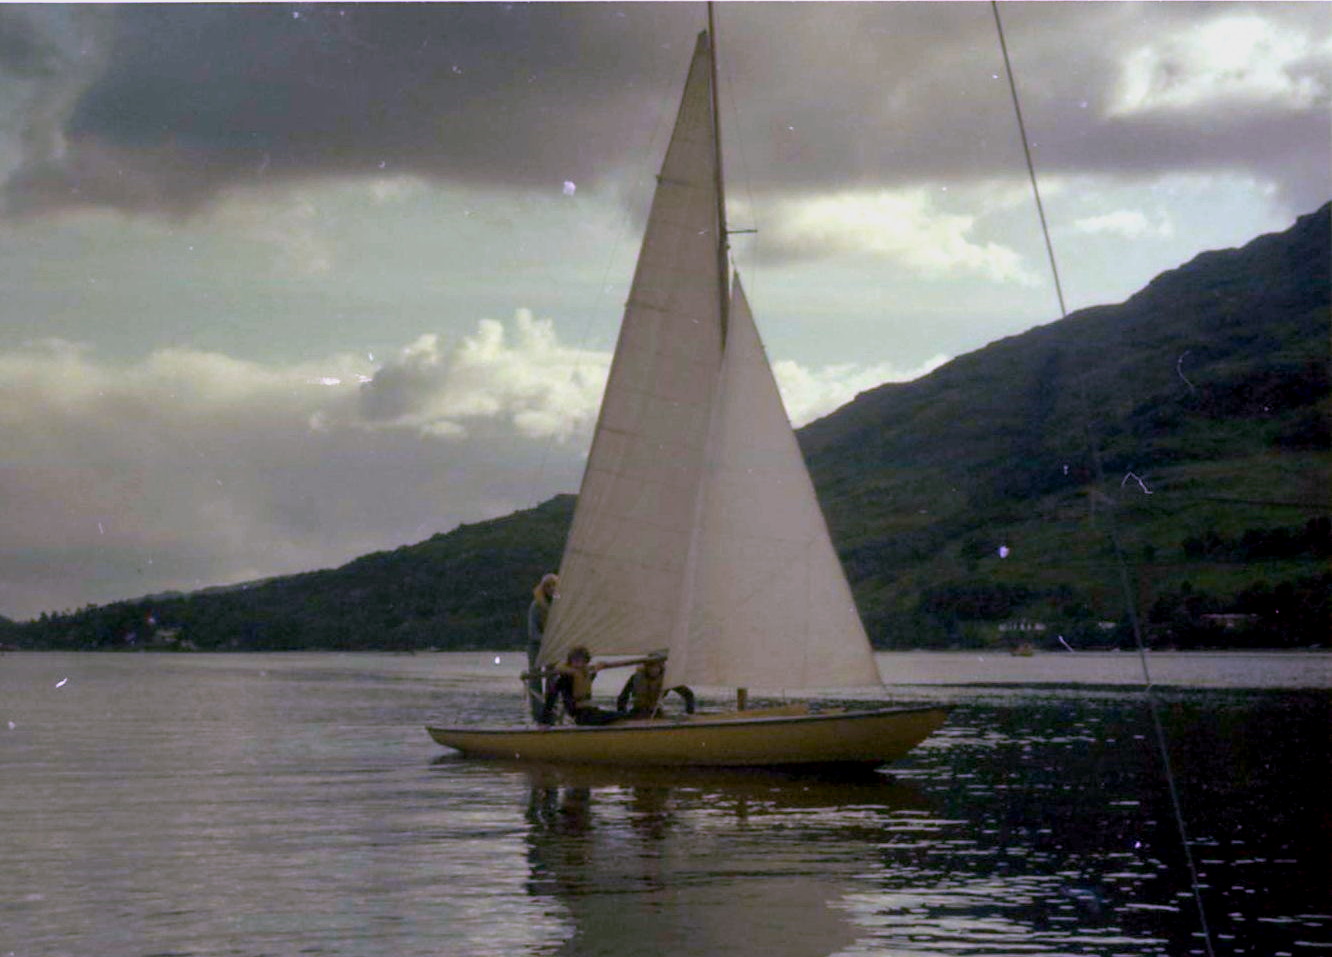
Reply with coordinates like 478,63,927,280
616,657,695,718
525,573,558,722
539,645,622,726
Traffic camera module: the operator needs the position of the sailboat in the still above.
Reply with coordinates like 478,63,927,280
428,16,950,768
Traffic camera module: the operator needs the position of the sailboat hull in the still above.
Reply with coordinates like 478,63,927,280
427,705,950,768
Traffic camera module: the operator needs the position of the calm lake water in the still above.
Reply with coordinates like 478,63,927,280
2,651,1329,957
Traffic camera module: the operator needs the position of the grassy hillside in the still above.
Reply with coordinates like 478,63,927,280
12,205,1329,651
800,203,1329,648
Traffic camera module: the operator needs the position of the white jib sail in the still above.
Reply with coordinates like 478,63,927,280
674,277,883,692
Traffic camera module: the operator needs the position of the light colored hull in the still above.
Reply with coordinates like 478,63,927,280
426,705,950,768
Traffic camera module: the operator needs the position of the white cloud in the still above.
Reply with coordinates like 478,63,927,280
774,353,950,427
1073,209,1174,241
358,310,611,441
749,188,1038,285
367,175,427,205
355,308,940,435
1111,16,1329,117
216,191,335,277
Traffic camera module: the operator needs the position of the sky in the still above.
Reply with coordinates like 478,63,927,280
1,2,1328,622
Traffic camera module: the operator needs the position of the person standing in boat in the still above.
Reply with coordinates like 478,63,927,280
616,657,695,718
539,645,622,726
526,573,558,722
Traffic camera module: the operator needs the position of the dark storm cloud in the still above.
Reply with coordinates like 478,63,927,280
3,2,701,217
0,5,62,78
2,2,1328,219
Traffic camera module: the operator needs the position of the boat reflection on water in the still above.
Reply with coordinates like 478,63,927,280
511,763,932,957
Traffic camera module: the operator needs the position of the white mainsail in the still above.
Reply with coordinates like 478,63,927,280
540,29,881,693
539,31,724,667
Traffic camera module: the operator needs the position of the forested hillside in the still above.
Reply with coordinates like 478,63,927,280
799,202,1330,649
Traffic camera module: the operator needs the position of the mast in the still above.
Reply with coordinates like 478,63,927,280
707,2,729,342
707,3,747,712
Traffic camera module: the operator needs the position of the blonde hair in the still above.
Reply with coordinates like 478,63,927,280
533,573,558,607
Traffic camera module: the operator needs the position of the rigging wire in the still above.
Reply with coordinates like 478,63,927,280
992,3,1068,321
990,5,1216,956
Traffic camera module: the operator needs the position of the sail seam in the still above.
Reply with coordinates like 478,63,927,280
584,432,709,456
654,175,708,189
559,548,689,577
622,298,717,314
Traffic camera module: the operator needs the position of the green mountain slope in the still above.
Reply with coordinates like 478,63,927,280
14,205,1329,651
806,203,1330,648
